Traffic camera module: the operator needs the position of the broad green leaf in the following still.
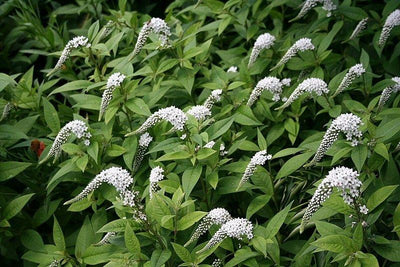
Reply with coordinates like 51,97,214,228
265,203,292,239
177,211,207,230
351,144,368,171
311,235,357,253
276,152,314,179
3,193,35,220
0,161,31,181
53,216,65,251
49,80,92,96
125,223,140,256
182,165,202,199
367,185,398,211
42,97,60,133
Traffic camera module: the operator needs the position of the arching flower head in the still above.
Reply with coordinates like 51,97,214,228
293,0,336,21
270,38,314,71
204,89,223,110
99,73,126,120
332,64,365,98
149,166,164,199
377,77,400,112
1,102,13,121
132,133,153,173
248,33,276,67
379,9,400,48
247,77,291,106
349,18,368,40
236,150,272,190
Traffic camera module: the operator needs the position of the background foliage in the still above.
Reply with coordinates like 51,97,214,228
1,0,400,266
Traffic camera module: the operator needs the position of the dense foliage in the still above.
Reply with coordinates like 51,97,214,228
1,0,400,266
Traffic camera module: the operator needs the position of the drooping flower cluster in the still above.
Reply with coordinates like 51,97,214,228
48,36,90,76
149,166,164,199
126,106,188,136
1,102,12,121
349,18,368,40
294,0,336,20
196,218,253,254
247,77,291,106
332,64,365,97
300,167,364,232
270,38,314,70
132,17,171,56
236,150,272,190
378,9,400,48
99,73,126,120
227,66,238,73
204,89,223,110
132,133,153,173
377,77,400,112
187,105,211,121
40,120,91,164
95,232,116,246
184,208,233,247
64,167,133,205
276,78,328,110
306,113,363,166
248,33,276,67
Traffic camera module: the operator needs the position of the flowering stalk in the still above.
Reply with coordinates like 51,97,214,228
270,38,315,71
132,17,171,57
132,133,153,173
1,102,12,121
40,120,91,164
64,167,133,205
187,105,211,121
204,89,223,110
275,78,328,110
196,218,253,254
332,64,365,98
305,113,363,167
99,73,126,121
292,0,336,21
99,21,114,40
125,106,187,136
149,166,164,199
184,208,232,247
300,167,367,233
248,33,276,67
247,77,291,106
95,232,116,246
378,9,400,48
236,150,272,190
349,18,368,40
377,77,400,112
47,36,90,77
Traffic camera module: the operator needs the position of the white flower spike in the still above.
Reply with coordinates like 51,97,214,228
132,133,153,173
270,38,314,71
247,77,291,106
1,102,12,121
248,33,276,67
236,150,272,190
293,0,336,21
204,89,223,110
99,73,126,120
149,166,164,199
332,64,365,98
349,18,368,40
187,105,211,121
377,77,400,112
379,9,400,48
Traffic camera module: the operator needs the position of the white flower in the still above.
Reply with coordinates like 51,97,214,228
126,106,188,136
64,167,133,205
237,150,272,190
349,18,368,40
271,38,314,71
227,66,238,73
247,77,291,106
1,102,12,121
220,143,228,156
132,17,171,56
119,189,148,221
212,259,223,267
377,77,400,112
204,141,216,149
332,64,365,97
294,0,336,20
196,218,253,254
306,113,363,166
300,167,362,233
379,9,400,48
185,208,232,247
321,0,336,17
40,120,91,163
204,89,223,109
248,33,276,67
132,133,153,173
48,36,90,76
149,166,164,199
180,134,187,140
49,260,61,267
359,204,368,215
187,105,211,121
95,232,116,246
276,78,328,110
99,73,126,120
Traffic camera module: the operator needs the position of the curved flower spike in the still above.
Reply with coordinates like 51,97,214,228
196,218,253,254
349,18,368,40
305,113,363,167
40,120,91,164
1,102,13,121
125,106,187,136
94,232,116,246
99,73,126,121
247,77,291,106
377,77,400,112
300,167,363,233
248,33,276,67
64,167,133,205
149,166,164,199
187,105,211,121
132,133,153,173
236,150,272,190
379,9,400,48
132,17,171,57
47,36,90,77
270,38,314,71
291,0,336,21
332,64,365,98
184,208,232,247
204,89,223,110
275,78,328,110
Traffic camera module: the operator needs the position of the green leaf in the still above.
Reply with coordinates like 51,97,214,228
376,118,400,142
0,161,31,182
351,144,368,171
367,185,398,211
206,116,234,139
374,143,389,160
126,98,151,116
182,165,202,199
53,216,65,251
311,235,357,253
150,249,171,267
234,106,262,126
49,80,92,96
374,240,400,262
125,223,140,257
317,21,344,54
177,211,207,230
42,97,60,133
156,150,191,162
105,144,126,157
20,229,45,252
265,203,292,239
178,68,195,95
276,152,314,179
172,242,193,262
246,194,271,218
2,193,35,220
75,216,95,259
